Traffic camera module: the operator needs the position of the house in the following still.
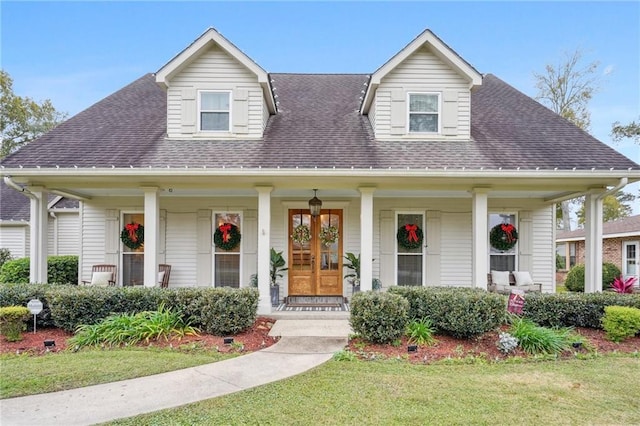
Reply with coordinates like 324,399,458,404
1,28,639,314
556,215,640,286
0,181,79,259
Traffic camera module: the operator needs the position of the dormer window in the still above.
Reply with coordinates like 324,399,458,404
408,93,440,133
199,91,231,132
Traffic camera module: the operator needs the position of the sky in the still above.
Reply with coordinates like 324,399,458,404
1,1,639,207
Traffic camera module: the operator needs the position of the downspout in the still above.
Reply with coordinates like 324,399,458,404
3,176,36,199
597,177,628,200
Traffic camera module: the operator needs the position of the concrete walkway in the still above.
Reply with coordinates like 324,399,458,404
0,319,350,426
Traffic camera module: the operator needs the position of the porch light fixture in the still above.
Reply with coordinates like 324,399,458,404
308,189,322,217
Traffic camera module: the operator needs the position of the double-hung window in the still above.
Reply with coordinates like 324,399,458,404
489,213,517,271
213,212,242,288
199,91,230,132
396,213,425,286
408,93,440,133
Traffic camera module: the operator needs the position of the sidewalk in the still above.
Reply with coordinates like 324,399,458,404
0,319,350,426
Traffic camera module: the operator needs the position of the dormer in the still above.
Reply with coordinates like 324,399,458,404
360,30,482,140
156,28,276,139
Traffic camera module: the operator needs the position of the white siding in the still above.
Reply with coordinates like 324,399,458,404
167,45,265,139
375,46,471,139
47,213,79,256
0,225,28,258
532,206,555,292
81,204,108,282
440,212,473,287
165,213,198,287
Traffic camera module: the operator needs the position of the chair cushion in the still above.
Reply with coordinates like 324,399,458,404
157,271,165,284
491,270,510,287
91,271,112,287
512,271,534,286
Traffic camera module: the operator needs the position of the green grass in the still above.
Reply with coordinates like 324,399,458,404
106,357,640,425
0,346,235,398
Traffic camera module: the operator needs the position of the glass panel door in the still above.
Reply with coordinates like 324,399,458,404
122,213,144,286
397,213,424,286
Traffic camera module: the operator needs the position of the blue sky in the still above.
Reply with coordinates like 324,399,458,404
2,1,639,173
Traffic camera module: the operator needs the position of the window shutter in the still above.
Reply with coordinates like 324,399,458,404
181,88,196,134
442,90,458,136
390,89,405,136
105,209,119,266
158,209,167,263
243,209,257,284
232,88,248,134
379,210,395,286
518,211,533,272
196,210,212,286
426,211,441,286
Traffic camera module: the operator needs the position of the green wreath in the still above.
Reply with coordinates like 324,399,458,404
490,223,518,251
214,223,241,251
291,224,311,245
121,222,144,250
319,225,339,246
397,224,424,250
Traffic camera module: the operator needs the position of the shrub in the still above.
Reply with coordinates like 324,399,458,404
497,332,519,354
508,316,572,355
564,263,621,292
195,287,259,335
0,256,79,285
389,286,505,338
406,317,437,346
0,248,13,269
0,306,31,341
611,276,638,294
601,306,640,342
0,283,55,328
523,292,640,329
68,305,199,348
350,291,409,344
0,258,29,283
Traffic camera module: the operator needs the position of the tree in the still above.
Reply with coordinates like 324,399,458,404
534,49,601,230
0,70,67,159
576,191,636,225
611,118,640,144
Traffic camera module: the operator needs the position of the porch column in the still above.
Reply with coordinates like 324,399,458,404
359,187,375,291
29,187,48,283
584,192,604,293
471,188,489,290
143,187,159,287
256,186,272,314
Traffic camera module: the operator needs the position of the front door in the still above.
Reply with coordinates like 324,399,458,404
288,209,343,296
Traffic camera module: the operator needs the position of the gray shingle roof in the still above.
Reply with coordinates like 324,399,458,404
0,182,78,221
1,73,638,171
557,214,640,240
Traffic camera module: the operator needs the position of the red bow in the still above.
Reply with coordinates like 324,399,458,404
405,224,419,243
219,223,232,242
501,223,516,243
125,223,139,242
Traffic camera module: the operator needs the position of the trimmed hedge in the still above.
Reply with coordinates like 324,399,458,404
564,263,621,292
350,291,409,344
522,292,640,329
0,255,79,285
389,286,506,338
602,306,640,342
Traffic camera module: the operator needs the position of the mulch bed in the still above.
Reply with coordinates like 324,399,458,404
2,319,638,363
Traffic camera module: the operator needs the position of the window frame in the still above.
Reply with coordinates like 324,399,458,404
488,212,518,272
212,211,243,288
198,90,232,133
407,92,441,134
394,211,426,287
120,211,144,287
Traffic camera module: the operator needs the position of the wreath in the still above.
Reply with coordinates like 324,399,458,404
121,222,144,250
489,223,518,251
291,224,311,245
319,225,339,246
214,223,241,251
397,224,424,250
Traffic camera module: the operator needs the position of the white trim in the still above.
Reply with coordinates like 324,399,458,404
197,90,232,133
211,211,243,288
394,211,426,287
120,210,144,287
557,231,640,242
488,212,519,270
407,92,441,134
622,240,639,281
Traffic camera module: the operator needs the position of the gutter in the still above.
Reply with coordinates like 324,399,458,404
3,176,36,199
597,177,628,200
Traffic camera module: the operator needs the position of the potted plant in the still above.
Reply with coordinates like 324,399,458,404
344,252,382,294
249,248,288,306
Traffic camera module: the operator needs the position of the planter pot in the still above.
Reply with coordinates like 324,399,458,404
270,285,280,306
352,284,361,295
